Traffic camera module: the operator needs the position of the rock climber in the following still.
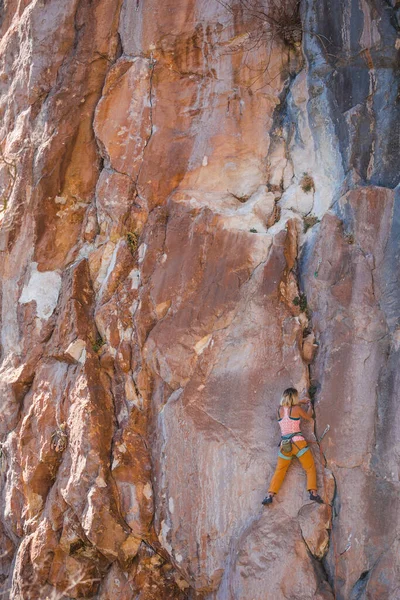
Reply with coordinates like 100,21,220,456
262,387,323,505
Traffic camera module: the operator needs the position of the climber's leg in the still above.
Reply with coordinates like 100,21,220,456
268,450,293,494
294,441,317,491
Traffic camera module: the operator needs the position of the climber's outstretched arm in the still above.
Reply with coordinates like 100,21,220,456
298,394,311,404
296,404,314,421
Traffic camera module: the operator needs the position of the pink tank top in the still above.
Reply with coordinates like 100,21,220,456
278,407,304,442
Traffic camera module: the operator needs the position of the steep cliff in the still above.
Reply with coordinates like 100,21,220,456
0,0,399,599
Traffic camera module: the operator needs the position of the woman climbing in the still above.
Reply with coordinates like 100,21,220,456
262,387,323,505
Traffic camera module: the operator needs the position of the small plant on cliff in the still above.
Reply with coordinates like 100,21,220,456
127,231,139,254
344,232,355,244
216,0,302,90
293,293,308,313
300,173,315,193
92,335,105,353
303,214,319,233
217,0,302,49
250,228,258,233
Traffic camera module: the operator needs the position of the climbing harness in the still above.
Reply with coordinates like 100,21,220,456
280,432,297,454
279,433,310,458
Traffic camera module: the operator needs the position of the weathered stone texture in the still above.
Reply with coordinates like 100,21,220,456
0,0,399,598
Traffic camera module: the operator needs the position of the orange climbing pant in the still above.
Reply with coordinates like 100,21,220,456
268,440,317,494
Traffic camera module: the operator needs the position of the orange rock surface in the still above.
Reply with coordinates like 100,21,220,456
0,0,399,598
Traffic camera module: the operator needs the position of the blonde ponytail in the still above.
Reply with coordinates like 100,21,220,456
280,387,299,407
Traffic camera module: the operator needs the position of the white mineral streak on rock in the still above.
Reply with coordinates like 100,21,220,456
118,482,139,528
137,243,147,264
168,497,174,514
279,70,345,220
194,334,212,355
125,375,141,409
223,185,276,231
129,268,141,289
95,476,107,488
64,339,86,363
1,278,22,355
359,0,381,48
95,241,116,291
159,520,173,555
76,242,94,260
19,263,61,320
143,482,153,500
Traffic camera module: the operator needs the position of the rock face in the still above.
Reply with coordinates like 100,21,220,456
0,0,399,599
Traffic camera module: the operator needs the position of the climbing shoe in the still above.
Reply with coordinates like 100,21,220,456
262,495,273,506
309,492,323,504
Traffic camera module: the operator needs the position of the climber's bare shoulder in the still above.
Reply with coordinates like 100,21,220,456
292,405,313,421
